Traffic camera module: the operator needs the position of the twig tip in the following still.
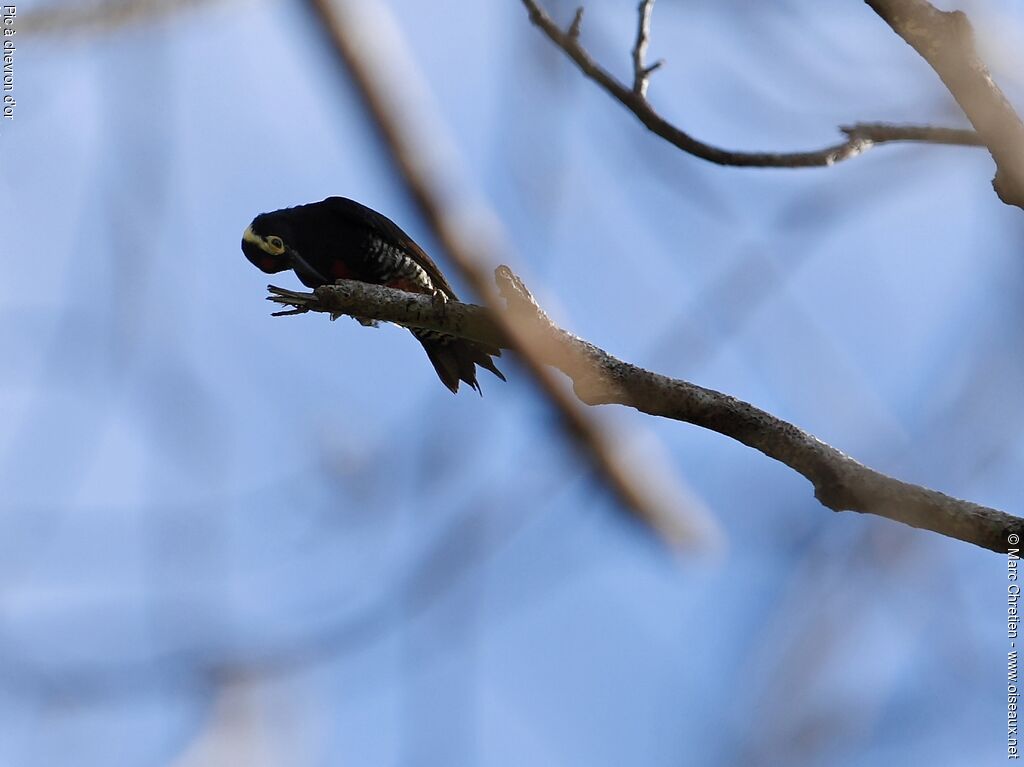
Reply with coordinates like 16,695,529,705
569,7,584,38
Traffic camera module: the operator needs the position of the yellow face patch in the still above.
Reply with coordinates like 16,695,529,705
243,226,286,255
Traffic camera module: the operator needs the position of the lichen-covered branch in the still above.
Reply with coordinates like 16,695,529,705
269,275,1023,555
520,0,984,168
865,0,1024,209
268,282,509,349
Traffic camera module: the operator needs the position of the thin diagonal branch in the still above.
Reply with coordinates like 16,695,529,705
305,0,709,549
267,276,1023,555
521,0,983,168
865,0,1024,208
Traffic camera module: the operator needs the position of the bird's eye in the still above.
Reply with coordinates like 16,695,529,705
266,236,285,254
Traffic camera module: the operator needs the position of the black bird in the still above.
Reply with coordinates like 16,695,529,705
242,196,505,394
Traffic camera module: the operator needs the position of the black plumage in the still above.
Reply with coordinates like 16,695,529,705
242,196,505,394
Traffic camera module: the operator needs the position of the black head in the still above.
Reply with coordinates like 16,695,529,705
241,212,292,274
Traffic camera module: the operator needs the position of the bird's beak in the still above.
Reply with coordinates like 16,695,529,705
285,247,330,285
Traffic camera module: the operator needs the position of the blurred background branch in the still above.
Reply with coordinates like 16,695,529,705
303,0,714,550
22,0,225,35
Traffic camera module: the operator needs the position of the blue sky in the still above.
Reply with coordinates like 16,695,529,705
2,0,1022,764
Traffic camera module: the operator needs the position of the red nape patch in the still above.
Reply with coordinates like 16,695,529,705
331,262,354,279
386,277,431,294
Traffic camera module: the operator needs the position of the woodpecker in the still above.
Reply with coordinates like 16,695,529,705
242,196,505,394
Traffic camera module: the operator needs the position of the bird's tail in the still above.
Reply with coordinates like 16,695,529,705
412,329,505,394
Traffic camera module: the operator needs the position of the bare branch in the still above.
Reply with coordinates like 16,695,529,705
520,0,984,168
304,0,709,549
267,282,508,349
568,6,583,40
631,0,661,97
268,275,1023,555
841,122,983,146
865,0,1024,209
